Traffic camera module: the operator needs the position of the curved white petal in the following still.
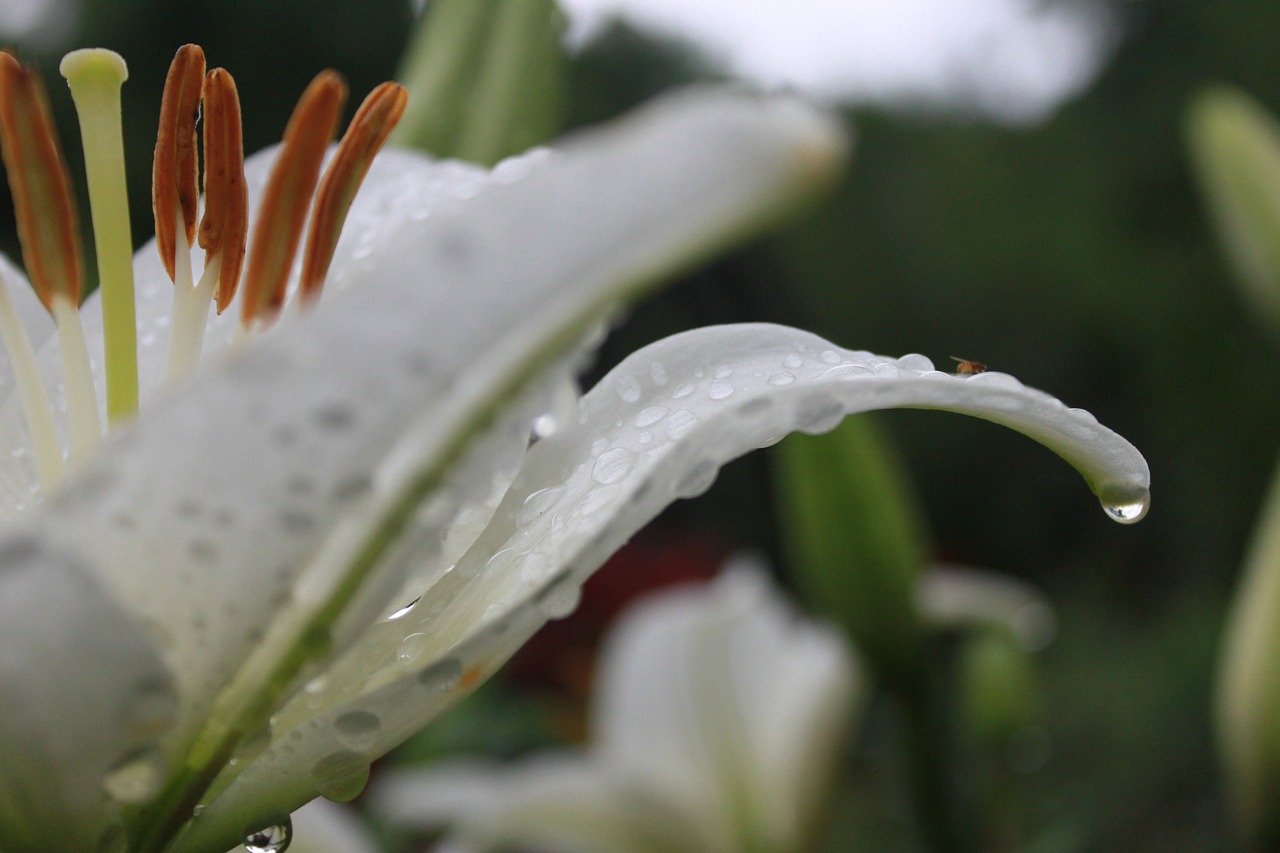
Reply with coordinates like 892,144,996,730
413,322,1148,655
373,758,707,853
0,89,844,853
186,321,1148,849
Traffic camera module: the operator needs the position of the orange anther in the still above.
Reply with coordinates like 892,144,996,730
239,70,347,326
199,68,247,313
152,44,206,284
298,81,407,302
0,52,84,310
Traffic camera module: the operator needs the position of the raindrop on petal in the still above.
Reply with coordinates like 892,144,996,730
243,817,292,853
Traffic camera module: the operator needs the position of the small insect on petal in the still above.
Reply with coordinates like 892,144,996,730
199,68,248,313
153,44,206,284
0,52,84,310
239,70,347,326
298,81,408,303
951,356,987,375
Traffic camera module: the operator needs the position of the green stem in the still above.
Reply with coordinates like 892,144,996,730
890,640,981,853
60,49,139,423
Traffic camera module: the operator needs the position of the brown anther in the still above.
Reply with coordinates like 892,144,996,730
298,81,407,303
239,70,347,326
153,44,206,284
0,52,84,310
199,68,247,313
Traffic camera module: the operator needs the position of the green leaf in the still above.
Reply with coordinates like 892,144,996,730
774,415,929,677
1187,87,1280,336
394,0,565,164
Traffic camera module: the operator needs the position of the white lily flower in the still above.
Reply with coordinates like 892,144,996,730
372,564,861,853
0,44,1149,853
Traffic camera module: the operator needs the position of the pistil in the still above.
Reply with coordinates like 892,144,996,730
60,48,140,422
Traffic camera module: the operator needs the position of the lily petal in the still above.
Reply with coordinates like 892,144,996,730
196,323,1146,850
0,88,845,851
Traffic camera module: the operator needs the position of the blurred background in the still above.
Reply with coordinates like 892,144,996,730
4,0,1276,848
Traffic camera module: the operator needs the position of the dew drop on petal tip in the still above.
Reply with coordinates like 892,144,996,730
243,817,292,853
1101,490,1150,524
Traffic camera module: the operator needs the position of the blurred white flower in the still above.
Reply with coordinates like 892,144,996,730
373,564,860,853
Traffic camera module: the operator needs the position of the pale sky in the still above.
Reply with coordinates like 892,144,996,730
558,0,1120,124
0,0,1120,125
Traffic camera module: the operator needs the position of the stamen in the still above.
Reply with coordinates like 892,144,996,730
298,82,407,303
0,269,64,489
163,67,247,381
0,52,102,464
153,44,205,285
0,53,84,310
199,68,247,314
60,48,140,423
239,70,347,328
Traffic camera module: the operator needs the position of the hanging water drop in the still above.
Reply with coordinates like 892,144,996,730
243,816,292,853
1102,493,1149,524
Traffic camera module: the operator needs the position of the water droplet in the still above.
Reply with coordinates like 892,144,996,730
519,486,563,523
674,461,718,498
783,353,804,369
897,353,934,372
650,362,668,385
538,578,582,619
103,746,164,804
666,410,698,439
310,751,371,802
397,632,431,664
418,657,463,691
796,397,845,435
233,723,272,765
532,413,559,439
592,447,635,485
333,711,382,752
634,405,668,428
386,596,420,621
768,371,795,386
243,817,292,853
713,365,733,380
1101,492,1149,524
615,375,642,403
518,551,553,584
671,383,695,399
708,379,734,400
820,350,842,364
